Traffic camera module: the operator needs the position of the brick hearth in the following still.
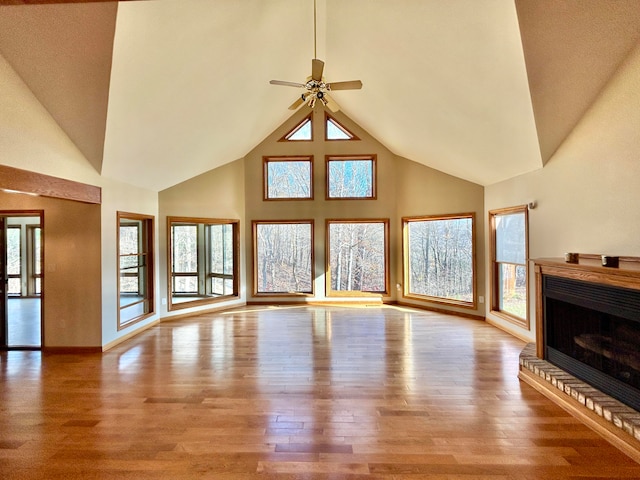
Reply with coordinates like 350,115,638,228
519,343,640,447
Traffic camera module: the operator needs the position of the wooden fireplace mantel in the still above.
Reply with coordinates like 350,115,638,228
533,255,640,358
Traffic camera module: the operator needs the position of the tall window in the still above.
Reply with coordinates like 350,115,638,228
253,221,313,295
27,225,42,296
327,219,389,295
118,212,154,329
168,217,239,310
403,213,475,307
326,155,376,199
6,226,21,296
263,156,313,200
490,206,529,328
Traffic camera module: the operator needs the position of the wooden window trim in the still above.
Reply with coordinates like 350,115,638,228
278,113,313,142
325,218,390,297
252,219,315,297
489,205,530,329
402,212,477,309
324,112,360,141
325,155,377,200
263,156,314,201
166,216,240,311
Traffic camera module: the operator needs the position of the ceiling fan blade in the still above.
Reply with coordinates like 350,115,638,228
326,80,363,91
270,80,306,88
324,93,340,112
311,58,324,81
288,95,307,110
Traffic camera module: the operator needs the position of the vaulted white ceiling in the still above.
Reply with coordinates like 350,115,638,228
1,0,639,192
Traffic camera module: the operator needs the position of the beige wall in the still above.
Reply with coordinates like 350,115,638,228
485,42,640,342
1,51,161,348
0,192,102,347
243,107,398,303
395,157,485,316
158,160,247,318
157,107,485,311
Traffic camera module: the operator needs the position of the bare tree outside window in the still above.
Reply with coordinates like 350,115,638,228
328,220,388,293
264,156,313,200
255,221,313,294
405,214,474,305
326,156,376,199
172,224,198,294
168,218,239,310
492,208,528,322
6,226,20,295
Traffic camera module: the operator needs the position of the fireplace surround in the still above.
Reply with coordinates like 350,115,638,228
519,255,640,461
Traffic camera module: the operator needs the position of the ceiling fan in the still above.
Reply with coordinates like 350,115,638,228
269,0,362,112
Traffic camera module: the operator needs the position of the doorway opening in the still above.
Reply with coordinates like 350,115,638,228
1,212,43,350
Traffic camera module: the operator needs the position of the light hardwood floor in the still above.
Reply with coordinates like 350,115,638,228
1,304,640,479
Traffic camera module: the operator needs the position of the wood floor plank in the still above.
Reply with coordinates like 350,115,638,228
1,304,639,478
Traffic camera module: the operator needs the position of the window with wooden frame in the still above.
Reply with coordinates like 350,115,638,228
253,220,314,295
325,112,359,141
6,225,21,296
167,217,239,311
326,219,389,295
326,155,376,200
278,113,313,141
489,205,529,328
263,156,314,200
118,212,154,329
27,225,42,296
403,213,476,308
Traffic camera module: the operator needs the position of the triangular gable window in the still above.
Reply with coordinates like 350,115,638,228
325,113,359,141
279,114,313,142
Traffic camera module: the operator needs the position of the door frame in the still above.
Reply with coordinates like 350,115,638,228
0,210,44,350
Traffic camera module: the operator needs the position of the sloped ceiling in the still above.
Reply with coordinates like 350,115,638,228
515,0,640,164
0,1,116,174
0,0,638,191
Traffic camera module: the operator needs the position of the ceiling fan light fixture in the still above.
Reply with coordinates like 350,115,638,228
269,0,362,112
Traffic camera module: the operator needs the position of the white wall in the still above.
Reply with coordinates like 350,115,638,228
485,42,640,341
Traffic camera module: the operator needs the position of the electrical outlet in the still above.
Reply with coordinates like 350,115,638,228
479,296,485,304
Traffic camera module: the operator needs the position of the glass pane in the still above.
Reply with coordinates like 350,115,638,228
8,278,21,295
35,277,41,295
407,217,473,302
7,227,20,275
328,159,373,198
173,276,198,294
267,160,312,199
120,275,139,294
287,118,311,140
256,223,312,293
495,212,525,264
119,223,140,255
329,222,386,292
211,277,224,295
33,227,42,275
120,255,142,270
224,278,233,295
499,263,527,319
327,118,352,140
172,225,198,273
120,301,148,323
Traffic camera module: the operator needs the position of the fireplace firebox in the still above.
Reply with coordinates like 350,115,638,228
543,274,640,411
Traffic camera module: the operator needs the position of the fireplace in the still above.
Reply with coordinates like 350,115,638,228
520,256,640,460
543,274,640,411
